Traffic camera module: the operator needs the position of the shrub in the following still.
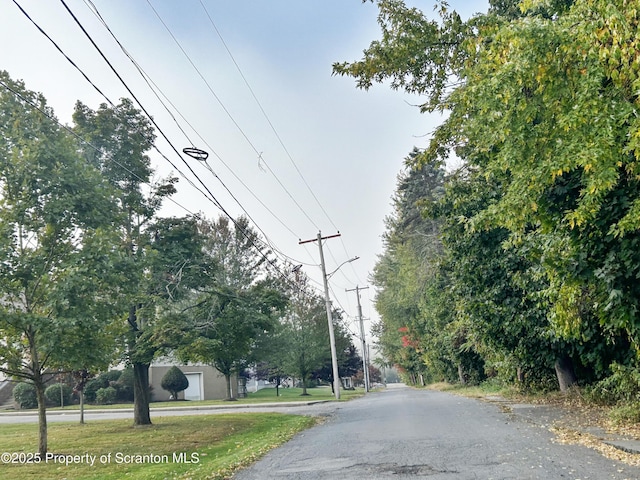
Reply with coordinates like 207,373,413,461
102,370,122,383
84,378,103,403
13,382,37,409
586,363,640,405
84,370,125,403
610,403,640,425
115,367,134,402
161,366,189,400
95,386,117,405
44,383,73,407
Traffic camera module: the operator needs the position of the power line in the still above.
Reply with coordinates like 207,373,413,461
14,0,214,206
10,0,114,106
14,0,353,305
81,0,321,270
198,0,339,232
2,72,307,299
195,2,365,286
0,77,196,218
119,1,359,291
53,0,304,290
143,0,321,231
55,0,220,208
82,0,197,146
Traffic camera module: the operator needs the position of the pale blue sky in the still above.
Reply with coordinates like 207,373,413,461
1,0,489,345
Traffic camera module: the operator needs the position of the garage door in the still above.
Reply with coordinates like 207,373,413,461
183,372,203,401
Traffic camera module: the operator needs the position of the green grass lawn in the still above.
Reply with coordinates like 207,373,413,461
0,413,317,479
240,385,363,403
44,386,364,411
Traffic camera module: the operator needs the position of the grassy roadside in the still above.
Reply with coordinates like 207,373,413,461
40,386,364,411
0,413,318,479
0,387,362,479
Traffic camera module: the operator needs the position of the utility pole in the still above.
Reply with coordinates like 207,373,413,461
346,285,370,392
299,232,343,400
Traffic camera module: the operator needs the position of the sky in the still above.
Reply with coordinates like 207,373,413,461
1,0,489,353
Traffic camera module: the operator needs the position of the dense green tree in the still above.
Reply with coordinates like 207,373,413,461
252,323,290,396
426,0,640,380
161,366,189,400
340,344,364,385
338,0,640,391
283,281,329,395
433,169,558,387
0,72,121,455
310,309,358,391
370,150,452,384
175,216,286,400
254,267,362,396
73,100,204,424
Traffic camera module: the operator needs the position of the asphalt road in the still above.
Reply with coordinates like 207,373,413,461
0,401,336,424
232,384,640,480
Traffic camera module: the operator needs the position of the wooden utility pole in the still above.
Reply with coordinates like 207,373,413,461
346,285,370,392
299,232,342,400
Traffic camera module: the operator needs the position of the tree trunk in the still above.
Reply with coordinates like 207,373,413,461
133,362,152,425
555,354,578,392
224,374,237,401
79,389,85,425
516,366,525,383
30,335,48,456
35,380,47,456
457,364,467,385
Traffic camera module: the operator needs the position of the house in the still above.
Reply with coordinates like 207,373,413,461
149,358,237,401
0,378,15,409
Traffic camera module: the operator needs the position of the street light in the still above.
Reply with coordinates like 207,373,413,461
299,233,359,400
319,247,359,401
327,256,359,279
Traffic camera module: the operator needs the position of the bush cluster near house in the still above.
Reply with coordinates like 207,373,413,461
84,369,134,404
13,383,37,409
13,369,136,409
44,383,73,407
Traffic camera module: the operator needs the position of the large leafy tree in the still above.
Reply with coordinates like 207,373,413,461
283,278,330,395
72,99,196,425
0,72,121,454
424,0,640,376
175,216,287,400
433,168,558,386
460,2,640,344
254,269,359,396
338,0,640,390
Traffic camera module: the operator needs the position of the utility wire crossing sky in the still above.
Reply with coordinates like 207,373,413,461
1,0,488,345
